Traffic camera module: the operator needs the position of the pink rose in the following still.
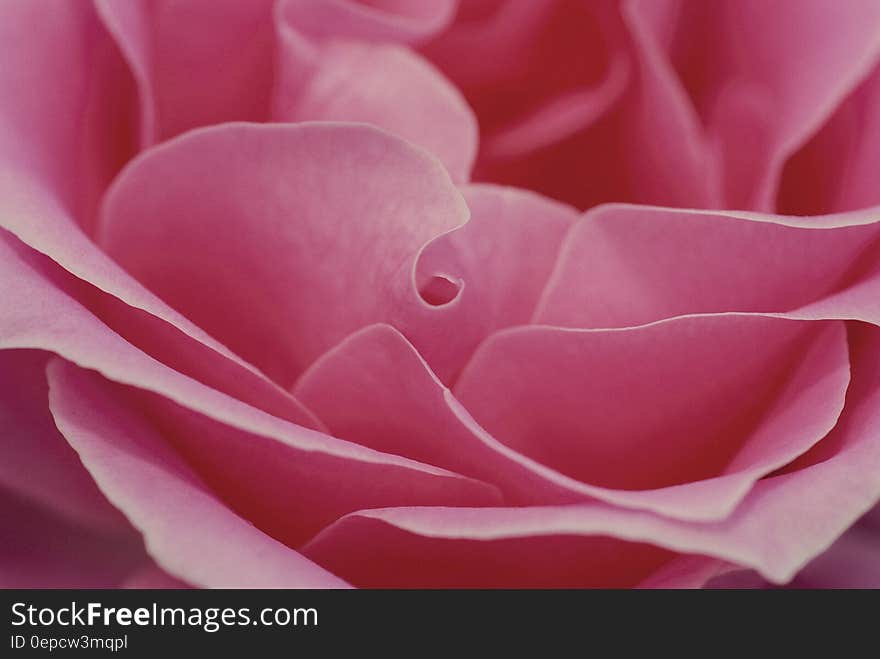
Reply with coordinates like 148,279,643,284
1,0,878,588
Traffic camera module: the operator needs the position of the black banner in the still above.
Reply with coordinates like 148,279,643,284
0,589,867,653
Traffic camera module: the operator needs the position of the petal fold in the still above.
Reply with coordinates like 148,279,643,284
98,122,469,386
303,323,880,585
273,39,477,182
454,315,850,520
535,205,880,329
48,359,350,588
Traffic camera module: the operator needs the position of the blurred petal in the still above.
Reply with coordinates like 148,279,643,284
273,40,477,182
639,557,729,589
780,63,880,214
423,1,638,209
632,0,880,210
0,488,144,589
279,0,457,45
0,349,128,532
788,526,880,588
96,0,276,141
424,1,624,147
92,0,157,147
122,563,191,589
615,0,715,208
0,0,138,231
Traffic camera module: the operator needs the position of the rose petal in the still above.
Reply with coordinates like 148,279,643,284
273,39,477,182
122,562,191,589
96,0,276,142
453,315,849,520
788,526,880,588
303,323,880,585
404,184,576,381
47,359,350,588
294,323,623,506
614,0,717,208
422,1,642,209
0,225,318,427
703,81,776,212
0,349,128,532
423,1,626,154
0,234,502,545
780,63,880,214
482,56,630,161
861,503,880,530
638,557,730,589
0,112,318,425
0,488,144,588
702,568,772,589
128,384,498,548
535,205,880,329
477,0,713,210
98,122,469,386
632,0,880,210
0,0,138,231
279,0,457,45
306,516,674,588
92,0,157,147
295,317,849,525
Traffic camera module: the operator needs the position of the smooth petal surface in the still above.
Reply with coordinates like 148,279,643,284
423,1,626,148
535,205,880,329
403,184,576,381
98,122,469,386
448,0,714,210
0,234,501,545
613,0,715,208
279,0,457,45
303,323,880,585
0,218,318,428
633,0,880,210
423,1,880,214
128,383,497,549
638,556,729,589
121,563,191,589
790,525,880,588
422,1,636,209
306,517,674,588
0,489,144,589
96,0,276,142
0,349,128,532
294,323,649,506
3,0,879,592
296,319,849,523
92,0,157,147
780,63,880,214
454,315,849,519
47,359,350,588
273,40,477,182
0,145,318,427
0,0,138,230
